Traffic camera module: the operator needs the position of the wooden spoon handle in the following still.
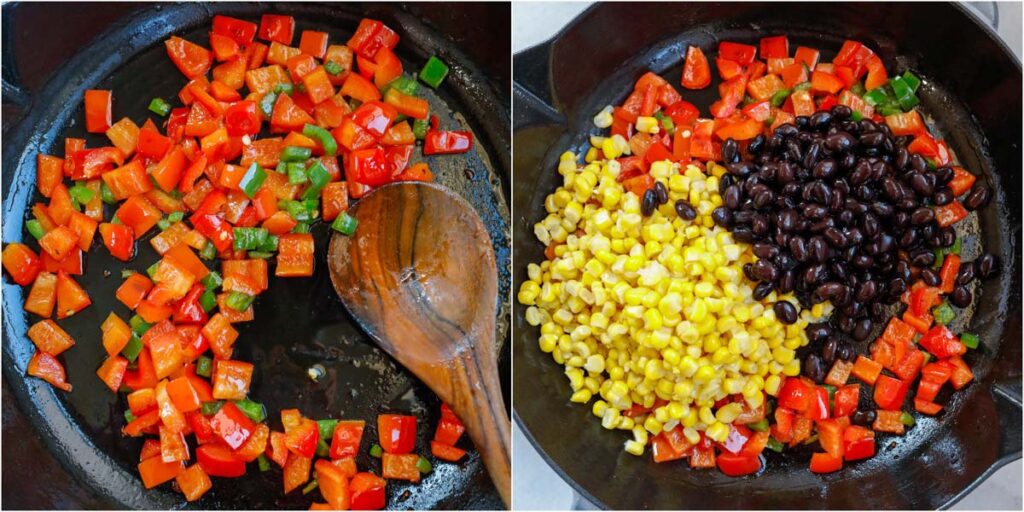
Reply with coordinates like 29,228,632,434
452,346,512,508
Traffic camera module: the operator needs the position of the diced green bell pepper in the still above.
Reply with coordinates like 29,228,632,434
301,161,331,200
234,398,267,422
202,271,223,290
961,332,979,349
129,315,152,336
259,91,278,118
100,182,117,204
932,301,955,325
121,335,144,363
148,97,171,117
889,76,919,110
281,145,312,163
225,291,255,311
901,71,921,92
201,401,224,416
196,355,213,378
770,88,791,107
412,118,429,140
258,454,271,472
199,242,217,260
419,56,449,88
239,163,267,199
233,227,270,251
331,212,358,236
25,220,45,240
303,124,337,156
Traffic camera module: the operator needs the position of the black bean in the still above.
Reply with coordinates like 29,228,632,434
859,131,885,147
910,172,934,197
641,189,657,216
852,318,873,341
950,286,972,307
956,264,976,286
910,207,935,225
753,243,778,260
831,105,853,119
852,409,877,427
778,270,796,293
977,253,997,278
910,250,936,268
810,111,832,130
654,181,669,205
837,341,855,361
808,323,833,343
723,185,743,209
803,264,826,286
753,259,779,282
822,338,838,364
825,132,855,152
935,166,955,185
856,280,878,302
803,353,827,383
921,268,941,287
789,236,809,262
712,207,733,228
748,134,766,154
809,236,829,263
774,301,798,324
965,185,991,210
722,138,740,164
727,161,754,177
675,200,697,220
753,281,774,301
895,147,910,169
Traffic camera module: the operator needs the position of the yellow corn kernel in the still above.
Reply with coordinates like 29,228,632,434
623,440,645,456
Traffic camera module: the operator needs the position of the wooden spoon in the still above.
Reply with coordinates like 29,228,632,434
327,181,511,507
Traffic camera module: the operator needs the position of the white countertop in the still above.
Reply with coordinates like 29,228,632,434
511,2,1022,509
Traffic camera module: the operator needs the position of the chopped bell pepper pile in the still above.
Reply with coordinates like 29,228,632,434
4,13,477,508
521,33,990,478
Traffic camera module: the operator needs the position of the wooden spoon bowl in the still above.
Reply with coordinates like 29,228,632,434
327,182,511,506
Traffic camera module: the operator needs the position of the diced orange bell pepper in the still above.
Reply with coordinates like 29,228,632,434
211,358,253,400
24,271,58,318
55,270,90,319
138,454,185,489
176,464,212,502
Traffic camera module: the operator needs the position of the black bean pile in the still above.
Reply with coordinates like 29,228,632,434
708,105,996,375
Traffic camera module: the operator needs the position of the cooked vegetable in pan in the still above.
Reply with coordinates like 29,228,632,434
519,34,996,477
4,13,474,507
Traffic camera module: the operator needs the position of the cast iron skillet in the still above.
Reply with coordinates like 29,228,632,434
513,2,1021,509
1,2,510,509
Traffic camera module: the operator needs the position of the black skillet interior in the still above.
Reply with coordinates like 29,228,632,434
513,2,1021,509
1,2,510,509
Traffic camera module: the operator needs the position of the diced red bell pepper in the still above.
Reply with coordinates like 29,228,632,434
716,452,761,477
909,286,942,317
266,430,289,468
833,384,860,418
902,309,933,334
771,406,795,443
873,375,910,410
285,418,320,458
885,110,926,137
346,18,398,59
918,325,965,359
3,243,42,286
123,347,158,391
777,377,813,412
350,471,387,510
893,349,925,381
197,443,246,477
212,15,257,46
809,451,843,473
84,89,112,133
688,435,716,468
224,101,261,137
935,201,968,228
718,41,756,65
271,92,316,132
329,420,366,459
430,441,467,462
914,398,944,416
947,355,974,390
806,385,831,421
233,423,270,462
378,414,417,454
720,424,752,454
165,36,212,79
938,254,960,294
191,214,235,253
760,35,789,59
842,426,875,461
27,350,72,391
259,14,295,45
434,403,466,446
210,401,256,450
681,46,711,89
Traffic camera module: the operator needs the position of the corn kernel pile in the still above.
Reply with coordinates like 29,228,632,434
518,150,831,456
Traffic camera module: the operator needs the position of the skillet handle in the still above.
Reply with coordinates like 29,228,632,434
993,379,1022,461
1,5,30,109
513,40,565,131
